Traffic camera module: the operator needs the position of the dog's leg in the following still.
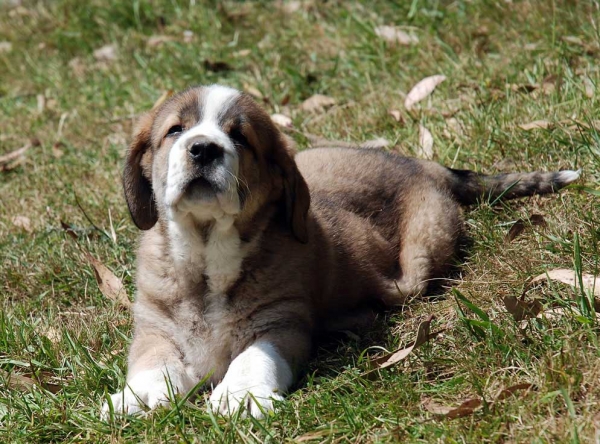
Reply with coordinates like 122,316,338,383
382,186,462,305
101,333,194,419
209,330,309,418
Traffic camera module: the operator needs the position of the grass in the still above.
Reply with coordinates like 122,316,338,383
1,0,599,442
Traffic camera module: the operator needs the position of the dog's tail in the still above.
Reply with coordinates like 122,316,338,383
426,164,581,205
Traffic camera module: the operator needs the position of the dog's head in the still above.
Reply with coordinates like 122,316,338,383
123,85,310,242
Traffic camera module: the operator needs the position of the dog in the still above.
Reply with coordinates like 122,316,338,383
101,84,579,419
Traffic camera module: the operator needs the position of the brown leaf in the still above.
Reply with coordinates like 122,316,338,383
417,125,434,159
146,35,174,47
152,90,173,111
11,215,32,232
530,269,600,298
404,75,446,111
93,44,118,62
1,370,61,393
52,141,65,158
300,94,336,113
518,120,552,131
509,83,539,94
374,25,419,46
495,383,535,401
582,76,595,98
505,214,546,242
270,113,293,129
243,84,263,99
234,49,251,58
39,325,62,344
0,143,31,165
422,397,482,419
60,220,79,240
503,295,542,321
372,315,440,370
388,109,403,123
275,0,302,14
84,252,130,308
360,137,390,150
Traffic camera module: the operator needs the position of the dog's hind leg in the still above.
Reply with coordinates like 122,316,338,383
380,184,463,306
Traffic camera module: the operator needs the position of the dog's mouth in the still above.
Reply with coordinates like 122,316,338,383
168,176,220,208
184,176,219,200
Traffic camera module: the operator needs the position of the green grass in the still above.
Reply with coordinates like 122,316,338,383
1,0,599,442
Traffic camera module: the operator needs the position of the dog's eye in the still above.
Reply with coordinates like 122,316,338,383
230,127,249,148
166,125,183,137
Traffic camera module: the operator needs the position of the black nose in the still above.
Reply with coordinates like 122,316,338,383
188,141,224,167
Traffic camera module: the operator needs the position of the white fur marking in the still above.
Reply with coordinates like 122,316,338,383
557,169,581,184
101,365,193,419
209,341,292,418
165,85,240,213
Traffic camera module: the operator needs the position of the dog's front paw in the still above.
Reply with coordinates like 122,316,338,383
209,378,283,418
208,341,292,418
101,367,188,420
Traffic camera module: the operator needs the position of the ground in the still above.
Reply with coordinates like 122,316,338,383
1,1,599,442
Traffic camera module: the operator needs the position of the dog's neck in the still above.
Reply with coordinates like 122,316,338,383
167,212,250,296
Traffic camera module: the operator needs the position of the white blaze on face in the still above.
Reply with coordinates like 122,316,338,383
165,85,241,221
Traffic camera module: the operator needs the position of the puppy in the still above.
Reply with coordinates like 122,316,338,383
102,84,579,419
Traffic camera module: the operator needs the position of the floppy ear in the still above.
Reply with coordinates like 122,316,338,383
273,135,311,243
123,112,158,230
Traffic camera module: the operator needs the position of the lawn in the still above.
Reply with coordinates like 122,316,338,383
1,0,599,442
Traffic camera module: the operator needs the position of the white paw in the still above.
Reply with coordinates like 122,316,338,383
209,378,284,418
208,341,292,419
101,367,189,420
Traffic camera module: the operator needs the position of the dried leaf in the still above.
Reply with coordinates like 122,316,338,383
388,109,403,122
84,252,130,308
417,125,434,159
36,94,45,113
503,295,542,321
275,0,302,14
374,25,419,46
234,49,251,58
530,269,600,297
582,77,595,98
0,143,31,165
372,315,440,369
495,383,535,401
1,370,61,393
270,113,293,128
39,325,62,344
562,35,583,46
11,216,32,232
93,44,118,62
360,137,390,150
509,83,539,94
518,120,552,131
0,41,12,53
505,214,546,242
152,90,173,111
300,94,336,113
60,220,79,240
422,397,482,419
147,35,174,47
243,84,263,99
404,75,446,111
